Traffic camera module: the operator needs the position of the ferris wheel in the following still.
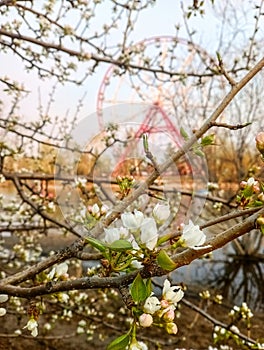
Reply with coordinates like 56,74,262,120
96,35,224,144
91,36,225,220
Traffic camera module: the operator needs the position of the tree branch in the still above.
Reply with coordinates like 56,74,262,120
1,206,263,297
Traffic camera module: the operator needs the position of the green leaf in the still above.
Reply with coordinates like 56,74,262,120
193,148,205,157
145,278,152,298
157,249,177,272
107,332,130,350
108,239,133,252
243,187,253,198
142,133,149,152
130,273,147,303
85,236,106,253
180,127,189,140
216,51,222,62
201,134,215,146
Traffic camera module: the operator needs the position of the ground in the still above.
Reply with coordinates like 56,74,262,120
0,288,263,350
0,233,263,350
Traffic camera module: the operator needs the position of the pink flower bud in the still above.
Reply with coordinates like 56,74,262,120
240,181,247,189
163,309,175,322
256,132,264,154
160,299,169,308
139,313,153,327
253,185,260,193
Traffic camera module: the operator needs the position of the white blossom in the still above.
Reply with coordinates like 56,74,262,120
75,177,87,188
230,325,240,334
131,259,143,269
47,201,55,213
162,279,184,306
143,295,161,314
121,210,144,231
119,226,129,238
181,220,206,248
140,217,158,250
91,203,100,216
48,262,68,279
104,228,120,244
55,262,68,277
23,318,38,337
0,294,8,303
77,326,85,334
247,177,258,186
59,292,70,303
0,308,6,316
152,203,170,224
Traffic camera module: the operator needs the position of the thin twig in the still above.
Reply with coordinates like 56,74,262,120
210,121,252,130
182,299,256,345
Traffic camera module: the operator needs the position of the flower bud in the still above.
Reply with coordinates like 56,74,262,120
139,313,153,327
153,203,170,224
256,216,264,226
165,322,178,334
160,299,169,308
256,132,264,154
163,309,175,322
258,193,264,202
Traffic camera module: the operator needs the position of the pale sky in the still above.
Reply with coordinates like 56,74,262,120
0,0,259,140
0,1,217,126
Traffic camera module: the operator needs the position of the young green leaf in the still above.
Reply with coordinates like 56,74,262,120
130,273,147,303
142,133,149,152
243,187,254,198
180,127,189,141
108,239,133,252
107,332,130,350
193,148,205,157
201,134,215,147
85,236,106,253
157,249,177,272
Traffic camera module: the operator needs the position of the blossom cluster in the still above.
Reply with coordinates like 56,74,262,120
139,279,184,335
229,302,253,321
238,176,264,208
79,203,108,229
104,202,170,251
104,202,207,254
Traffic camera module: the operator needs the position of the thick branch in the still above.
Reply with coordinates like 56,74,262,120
0,207,263,297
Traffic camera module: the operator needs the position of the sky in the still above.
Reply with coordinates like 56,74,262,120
0,1,218,129
0,0,261,142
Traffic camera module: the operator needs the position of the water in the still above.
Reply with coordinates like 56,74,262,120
1,183,263,310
